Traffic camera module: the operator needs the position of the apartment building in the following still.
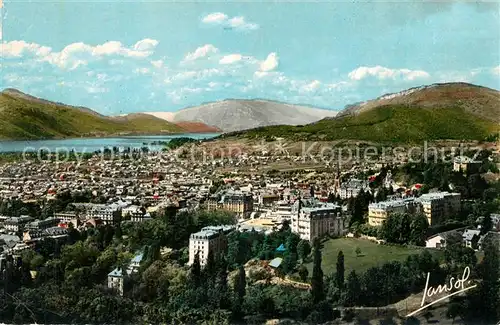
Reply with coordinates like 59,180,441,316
206,190,253,215
122,205,146,220
291,199,345,242
332,177,370,200
188,225,235,266
54,211,79,223
86,204,122,225
4,216,34,232
368,192,461,227
416,192,461,226
25,217,60,231
258,193,281,207
368,198,416,226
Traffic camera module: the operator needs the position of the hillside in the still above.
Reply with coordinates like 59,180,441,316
227,83,500,143
338,82,500,122
173,121,221,133
143,112,221,133
0,89,183,140
164,99,338,132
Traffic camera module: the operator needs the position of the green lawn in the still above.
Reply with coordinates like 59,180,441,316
303,238,443,276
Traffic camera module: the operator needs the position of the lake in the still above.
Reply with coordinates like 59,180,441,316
0,133,220,153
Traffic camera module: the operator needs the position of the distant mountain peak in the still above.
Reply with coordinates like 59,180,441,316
167,98,337,132
338,82,500,122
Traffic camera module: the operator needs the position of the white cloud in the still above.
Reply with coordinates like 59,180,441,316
201,12,259,31
259,52,279,72
492,65,500,76
2,39,159,70
219,54,242,64
165,68,223,83
348,65,430,81
133,39,159,52
92,41,122,56
301,80,321,92
202,12,228,24
254,71,269,78
151,60,164,68
227,16,259,30
184,44,219,62
1,40,52,58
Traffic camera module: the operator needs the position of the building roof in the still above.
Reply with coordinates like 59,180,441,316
276,243,286,252
131,252,144,263
462,229,481,241
108,268,123,277
369,197,415,210
190,225,235,240
269,257,283,268
417,192,460,202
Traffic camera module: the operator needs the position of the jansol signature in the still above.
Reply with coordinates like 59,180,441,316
406,266,477,317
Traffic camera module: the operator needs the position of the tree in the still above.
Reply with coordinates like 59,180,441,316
409,214,429,246
480,215,493,235
447,301,463,325
215,256,230,309
298,265,309,282
311,238,325,303
190,252,201,287
344,270,361,307
282,251,297,274
203,250,216,281
444,233,477,274
297,240,311,261
476,235,500,322
233,265,246,316
380,212,426,245
336,251,345,290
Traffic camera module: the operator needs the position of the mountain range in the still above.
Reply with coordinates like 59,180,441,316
0,89,186,139
227,82,500,143
0,82,498,142
144,99,338,132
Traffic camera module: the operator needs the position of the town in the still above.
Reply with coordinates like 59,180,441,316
0,140,498,323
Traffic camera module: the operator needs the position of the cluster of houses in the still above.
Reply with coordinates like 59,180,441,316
425,213,500,251
0,215,69,254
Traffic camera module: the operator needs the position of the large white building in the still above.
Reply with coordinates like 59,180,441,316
416,192,461,226
368,192,461,227
368,198,417,226
291,199,346,242
3,216,34,232
206,190,253,215
188,225,235,266
86,203,122,225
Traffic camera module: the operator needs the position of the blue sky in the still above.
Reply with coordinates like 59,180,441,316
1,0,499,115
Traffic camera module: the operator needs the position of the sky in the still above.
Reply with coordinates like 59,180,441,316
0,0,499,115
